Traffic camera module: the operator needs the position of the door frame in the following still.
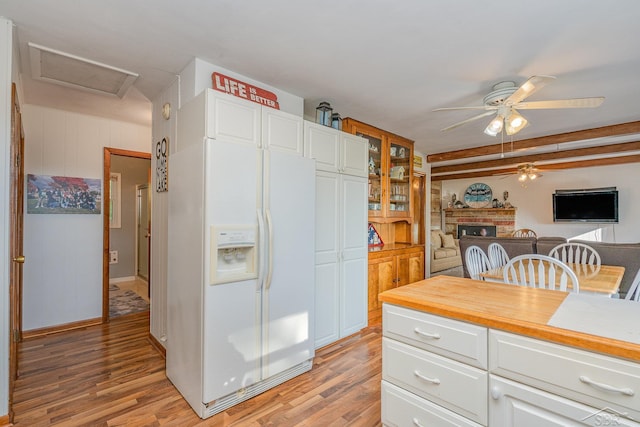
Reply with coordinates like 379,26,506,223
135,183,150,282
102,148,151,322
9,83,25,422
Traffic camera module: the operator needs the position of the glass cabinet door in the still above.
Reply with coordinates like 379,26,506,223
386,139,412,218
360,132,383,218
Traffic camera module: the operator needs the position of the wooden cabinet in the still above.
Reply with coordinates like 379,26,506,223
368,245,424,311
305,121,369,348
342,118,414,222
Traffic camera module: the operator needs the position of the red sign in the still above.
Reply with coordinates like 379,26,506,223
212,72,280,110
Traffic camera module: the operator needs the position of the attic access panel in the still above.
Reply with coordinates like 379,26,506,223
28,42,138,98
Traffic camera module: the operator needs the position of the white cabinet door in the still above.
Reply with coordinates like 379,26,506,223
262,108,303,155
490,376,640,427
208,91,261,146
304,121,340,172
313,172,367,348
314,171,340,348
341,133,368,177
340,174,368,336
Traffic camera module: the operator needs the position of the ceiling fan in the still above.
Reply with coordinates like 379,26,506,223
496,163,546,183
433,76,605,137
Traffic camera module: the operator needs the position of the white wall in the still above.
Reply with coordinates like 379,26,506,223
149,77,179,347
21,105,151,330
441,163,640,243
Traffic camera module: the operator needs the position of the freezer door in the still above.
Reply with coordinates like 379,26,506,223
262,149,316,378
202,138,262,402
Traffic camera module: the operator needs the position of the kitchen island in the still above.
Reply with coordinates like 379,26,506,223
379,276,640,426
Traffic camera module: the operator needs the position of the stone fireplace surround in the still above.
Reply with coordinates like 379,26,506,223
444,208,516,238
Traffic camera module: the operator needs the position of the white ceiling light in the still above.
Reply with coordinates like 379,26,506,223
505,110,528,135
28,42,138,98
483,114,504,136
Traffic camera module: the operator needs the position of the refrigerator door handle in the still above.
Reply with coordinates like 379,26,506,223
265,208,274,290
257,209,267,291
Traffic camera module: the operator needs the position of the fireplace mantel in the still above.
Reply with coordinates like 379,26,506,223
444,208,516,238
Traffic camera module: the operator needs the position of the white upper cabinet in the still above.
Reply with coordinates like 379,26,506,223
262,108,303,155
203,90,261,145
304,121,368,177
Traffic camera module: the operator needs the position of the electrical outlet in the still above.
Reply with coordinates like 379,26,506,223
109,250,118,264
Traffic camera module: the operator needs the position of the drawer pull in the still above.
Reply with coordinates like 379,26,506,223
579,376,635,396
413,327,441,339
412,418,426,427
414,370,441,385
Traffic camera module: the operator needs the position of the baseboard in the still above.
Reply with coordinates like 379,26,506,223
23,317,103,339
109,276,136,284
148,333,166,358
0,413,11,426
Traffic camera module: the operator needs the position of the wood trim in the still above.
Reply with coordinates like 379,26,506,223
148,333,166,358
432,140,640,175
22,317,102,339
0,414,10,427
432,153,640,181
427,121,640,163
102,148,152,323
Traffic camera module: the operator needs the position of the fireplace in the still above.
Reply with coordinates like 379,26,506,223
458,224,497,237
445,208,516,237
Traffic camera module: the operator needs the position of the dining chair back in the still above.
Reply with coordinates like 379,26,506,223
548,242,601,267
465,245,492,281
511,228,537,238
503,254,580,292
488,242,510,269
625,269,640,302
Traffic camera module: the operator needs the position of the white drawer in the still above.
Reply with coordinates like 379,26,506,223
490,376,640,427
383,303,488,369
383,337,488,425
490,330,640,422
382,381,482,427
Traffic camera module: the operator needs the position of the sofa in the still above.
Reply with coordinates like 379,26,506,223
459,235,640,298
430,230,462,273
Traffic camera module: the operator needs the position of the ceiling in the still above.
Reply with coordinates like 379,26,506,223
3,0,640,165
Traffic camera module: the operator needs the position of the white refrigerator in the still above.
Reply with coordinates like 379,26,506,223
167,90,315,418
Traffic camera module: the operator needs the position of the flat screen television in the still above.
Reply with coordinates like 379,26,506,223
552,189,619,223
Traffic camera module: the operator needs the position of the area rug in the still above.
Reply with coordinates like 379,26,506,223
109,284,149,317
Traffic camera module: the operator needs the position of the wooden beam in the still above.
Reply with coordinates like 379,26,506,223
431,153,640,181
427,121,640,163
432,140,640,174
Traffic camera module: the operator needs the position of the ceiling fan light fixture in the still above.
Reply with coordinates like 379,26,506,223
505,110,528,135
484,115,504,136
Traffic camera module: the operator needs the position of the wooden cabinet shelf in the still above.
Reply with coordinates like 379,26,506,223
343,118,414,223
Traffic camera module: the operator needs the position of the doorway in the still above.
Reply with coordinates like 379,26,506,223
102,148,151,321
136,184,150,284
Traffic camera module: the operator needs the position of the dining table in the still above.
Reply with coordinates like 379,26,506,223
480,261,625,297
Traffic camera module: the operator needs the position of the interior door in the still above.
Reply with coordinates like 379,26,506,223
136,184,150,281
9,83,25,419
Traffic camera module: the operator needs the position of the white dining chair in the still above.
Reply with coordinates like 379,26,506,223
625,269,640,302
548,242,601,267
503,254,580,292
488,242,509,269
465,245,492,281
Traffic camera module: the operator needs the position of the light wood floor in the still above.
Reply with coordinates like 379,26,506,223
12,310,383,426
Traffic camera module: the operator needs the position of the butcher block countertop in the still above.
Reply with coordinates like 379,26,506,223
378,276,640,362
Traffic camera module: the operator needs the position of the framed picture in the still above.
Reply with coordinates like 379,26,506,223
27,174,101,214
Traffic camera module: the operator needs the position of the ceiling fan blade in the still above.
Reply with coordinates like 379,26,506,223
433,106,497,112
514,97,605,110
440,111,496,131
505,75,556,105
